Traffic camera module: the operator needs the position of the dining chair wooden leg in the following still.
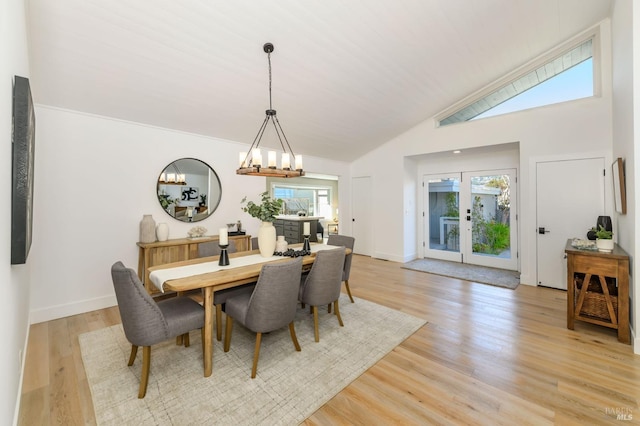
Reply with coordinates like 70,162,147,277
201,328,205,358
128,345,138,366
251,332,263,378
327,303,331,313
223,316,233,352
216,303,223,341
334,300,344,327
312,305,320,342
183,332,190,347
289,322,301,351
176,335,183,345
344,280,354,303
139,346,151,398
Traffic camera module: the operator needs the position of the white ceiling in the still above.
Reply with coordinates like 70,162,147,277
26,0,613,162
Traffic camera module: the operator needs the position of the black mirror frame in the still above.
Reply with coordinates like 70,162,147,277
156,157,222,222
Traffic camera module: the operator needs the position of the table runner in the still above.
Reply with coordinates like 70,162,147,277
149,243,334,292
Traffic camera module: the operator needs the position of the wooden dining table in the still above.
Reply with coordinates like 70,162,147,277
147,244,348,377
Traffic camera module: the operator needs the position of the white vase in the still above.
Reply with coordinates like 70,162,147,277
275,235,288,253
596,238,614,252
258,221,277,257
139,215,156,243
156,223,169,242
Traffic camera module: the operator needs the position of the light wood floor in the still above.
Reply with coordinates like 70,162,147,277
19,255,640,425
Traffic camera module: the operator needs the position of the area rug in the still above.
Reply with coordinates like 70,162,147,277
79,295,425,426
402,258,520,289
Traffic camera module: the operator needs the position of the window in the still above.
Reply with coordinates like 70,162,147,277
273,185,332,218
438,37,594,126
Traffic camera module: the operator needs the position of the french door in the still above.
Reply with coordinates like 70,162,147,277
424,169,518,271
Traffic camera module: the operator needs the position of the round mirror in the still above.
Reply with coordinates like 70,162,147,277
156,158,222,222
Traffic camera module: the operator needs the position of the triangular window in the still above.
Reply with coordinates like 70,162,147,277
438,38,594,126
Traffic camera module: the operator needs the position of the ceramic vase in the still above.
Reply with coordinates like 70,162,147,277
258,221,277,257
275,235,288,253
156,223,169,242
139,214,156,243
596,238,614,252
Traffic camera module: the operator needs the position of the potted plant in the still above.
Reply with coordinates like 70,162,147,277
199,194,207,207
592,225,613,252
241,192,284,257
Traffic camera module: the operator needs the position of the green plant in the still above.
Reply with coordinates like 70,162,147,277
241,192,284,222
200,194,207,204
592,225,612,239
158,194,174,210
444,192,459,217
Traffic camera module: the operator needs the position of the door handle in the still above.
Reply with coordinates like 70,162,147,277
538,227,550,234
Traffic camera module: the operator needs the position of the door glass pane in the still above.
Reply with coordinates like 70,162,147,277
428,178,460,252
470,175,511,258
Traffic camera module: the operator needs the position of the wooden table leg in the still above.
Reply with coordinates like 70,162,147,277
618,260,630,344
203,286,213,377
566,257,575,330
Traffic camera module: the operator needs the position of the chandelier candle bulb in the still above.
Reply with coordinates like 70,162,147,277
295,155,303,170
252,149,262,167
160,173,166,182
281,153,290,170
167,173,176,183
303,222,310,236
268,151,277,168
219,228,228,245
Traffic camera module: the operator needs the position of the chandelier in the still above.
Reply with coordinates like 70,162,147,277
237,43,304,178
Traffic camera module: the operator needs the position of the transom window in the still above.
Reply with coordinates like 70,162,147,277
438,37,594,126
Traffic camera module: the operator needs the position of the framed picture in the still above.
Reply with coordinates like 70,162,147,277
11,76,36,264
612,157,626,215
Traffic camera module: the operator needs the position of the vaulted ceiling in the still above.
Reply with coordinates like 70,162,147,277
26,0,613,162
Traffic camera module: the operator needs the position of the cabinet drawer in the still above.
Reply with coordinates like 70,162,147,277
284,230,299,239
284,223,299,232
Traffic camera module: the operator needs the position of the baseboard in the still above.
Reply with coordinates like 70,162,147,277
30,295,117,324
371,251,411,263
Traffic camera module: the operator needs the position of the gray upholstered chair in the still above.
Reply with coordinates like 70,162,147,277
198,239,237,257
327,234,356,303
197,239,253,341
299,247,346,342
223,258,303,378
110,261,205,398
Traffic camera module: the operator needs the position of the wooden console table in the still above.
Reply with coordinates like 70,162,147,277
137,234,251,294
565,239,629,344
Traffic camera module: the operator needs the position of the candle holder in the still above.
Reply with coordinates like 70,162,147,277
218,244,230,266
302,235,311,252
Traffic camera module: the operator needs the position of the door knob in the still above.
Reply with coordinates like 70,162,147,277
538,227,550,234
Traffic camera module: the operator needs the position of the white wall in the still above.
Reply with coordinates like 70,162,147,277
611,0,638,351
351,19,614,290
29,106,350,323
3,0,33,423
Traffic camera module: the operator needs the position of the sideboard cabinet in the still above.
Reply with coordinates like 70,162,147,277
274,217,319,244
137,234,251,294
565,239,629,344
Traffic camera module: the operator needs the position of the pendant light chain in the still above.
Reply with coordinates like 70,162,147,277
268,50,273,111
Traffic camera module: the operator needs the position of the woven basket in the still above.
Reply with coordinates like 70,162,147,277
574,290,618,321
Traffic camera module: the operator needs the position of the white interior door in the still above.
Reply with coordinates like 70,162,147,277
536,158,605,289
351,176,372,256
